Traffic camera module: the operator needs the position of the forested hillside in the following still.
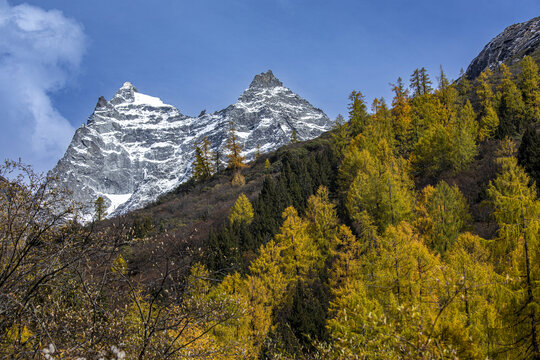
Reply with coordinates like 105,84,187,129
1,56,540,359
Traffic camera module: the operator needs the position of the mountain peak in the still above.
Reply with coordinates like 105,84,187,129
120,81,138,92
249,70,283,88
465,16,540,79
111,81,139,104
51,71,332,218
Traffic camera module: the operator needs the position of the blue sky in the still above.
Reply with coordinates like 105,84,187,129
1,0,539,172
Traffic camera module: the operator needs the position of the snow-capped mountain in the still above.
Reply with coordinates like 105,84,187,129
50,70,332,218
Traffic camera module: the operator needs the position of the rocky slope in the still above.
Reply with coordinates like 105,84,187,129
50,70,332,219
466,16,540,79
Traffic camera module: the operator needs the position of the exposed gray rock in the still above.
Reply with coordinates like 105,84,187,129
466,16,540,79
50,71,333,220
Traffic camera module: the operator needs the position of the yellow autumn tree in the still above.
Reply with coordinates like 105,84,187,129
486,139,539,359
443,233,499,359
346,139,414,231
228,193,254,225
390,77,412,154
275,206,318,280
519,56,540,125
305,186,339,263
476,69,499,141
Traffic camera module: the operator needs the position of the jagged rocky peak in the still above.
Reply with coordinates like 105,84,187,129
249,69,283,88
51,71,333,219
110,81,139,104
466,16,540,79
105,81,175,109
95,96,108,109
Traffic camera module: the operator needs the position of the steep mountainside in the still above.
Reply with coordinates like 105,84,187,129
466,16,540,79
50,70,332,218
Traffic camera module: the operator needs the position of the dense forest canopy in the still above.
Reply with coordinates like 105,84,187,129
1,55,540,359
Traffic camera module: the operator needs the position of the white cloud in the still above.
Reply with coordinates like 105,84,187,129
0,0,85,172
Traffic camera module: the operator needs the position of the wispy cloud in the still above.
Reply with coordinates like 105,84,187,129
0,0,85,172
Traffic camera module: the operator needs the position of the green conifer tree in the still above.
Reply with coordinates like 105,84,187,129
94,196,107,221
445,233,499,359
457,68,472,98
390,78,412,154
348,91,370,137
415,181,471,254
518,126,540,188
495,63,525,137
192,136,215,181
486,140,539,358
450,100,478,170
226,121,246,170
346,140,414,231
410,67,432,97
291,130,298,143
519,56,540,125
476,69,499,140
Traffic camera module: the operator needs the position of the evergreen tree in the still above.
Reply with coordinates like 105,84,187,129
420,67,433,95
476,69,499,140
410,67,432,97
410,68,422,97
409,89,439,144
214,148,222,173
328,224,361,291
413,123,453,176
518,126,540,188
305,186,339,264
486,140,539,358
255,143,262,159
436,66,459,121
331,114,350,157
284,278,329,351
450,100,478,170
390,77,412,154
348,91,370,137
94,196,107,221
290,130,298,143
487,140,538,265
326,278,387,357
412,70,472,176
346,140,414,231
327,222,450,358
415,181,471,254
373,97,395,142
192,136,215,181
445,233,500,359
457,68,473,98
495,63,525,137
519,56,540,125
226,121,246,170
437,65,451,91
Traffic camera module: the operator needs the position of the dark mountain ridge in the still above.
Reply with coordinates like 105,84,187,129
466,16,540,79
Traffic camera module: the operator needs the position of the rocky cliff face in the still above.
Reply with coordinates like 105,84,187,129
466,16,540,79
50,70,332,219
